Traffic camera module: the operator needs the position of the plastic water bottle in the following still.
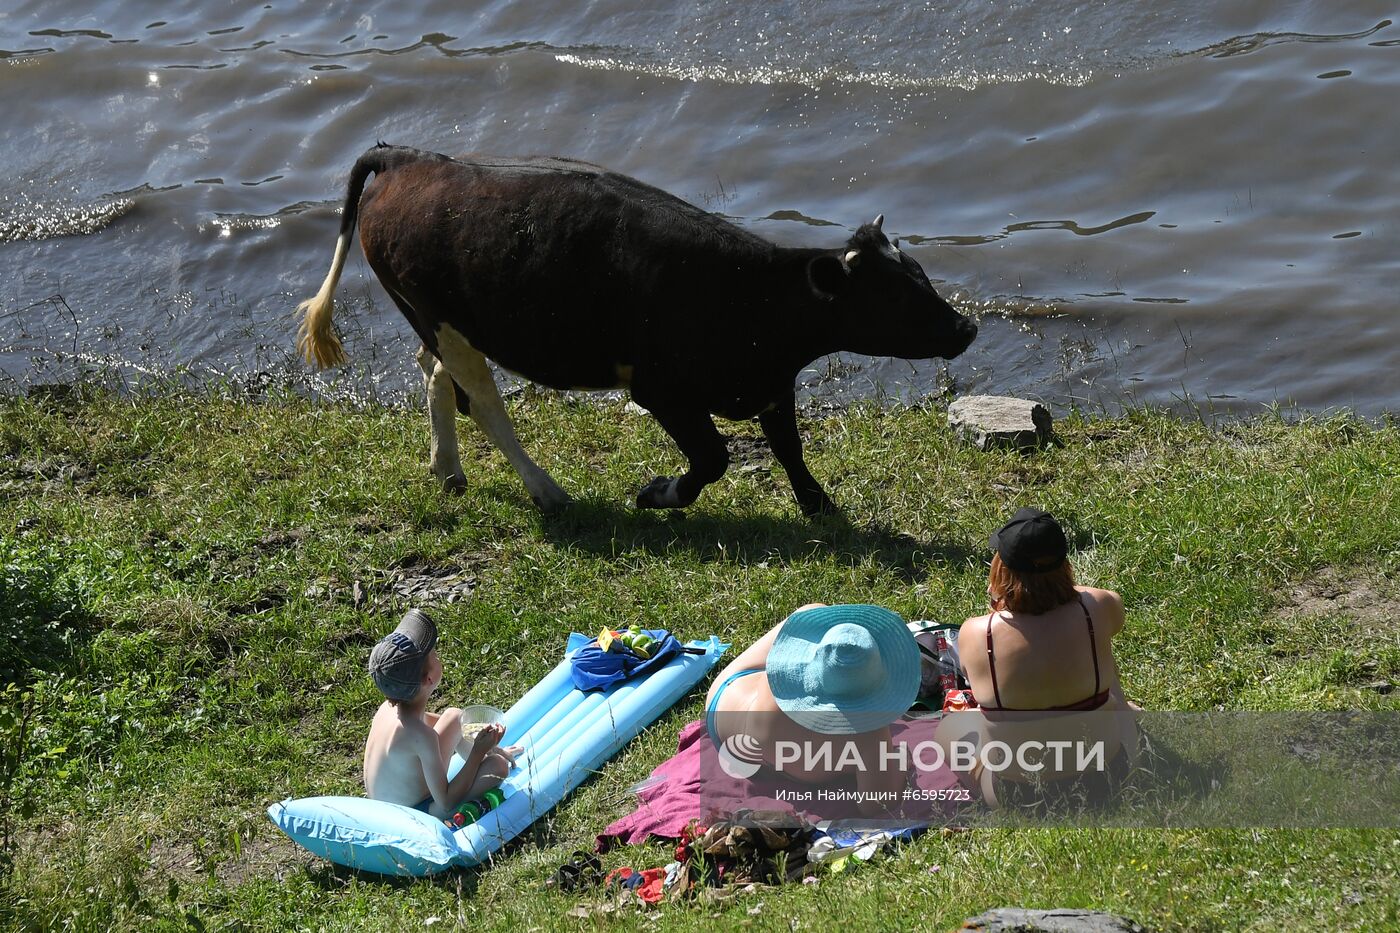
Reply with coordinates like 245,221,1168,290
448,787,507,828
934,632,957,698
450,801,482,827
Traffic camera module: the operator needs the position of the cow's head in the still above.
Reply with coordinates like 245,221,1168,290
807,215,977,359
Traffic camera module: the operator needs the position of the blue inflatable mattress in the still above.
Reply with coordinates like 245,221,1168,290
268,632,727,876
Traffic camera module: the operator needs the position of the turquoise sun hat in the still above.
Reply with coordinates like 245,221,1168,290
765,604,920,735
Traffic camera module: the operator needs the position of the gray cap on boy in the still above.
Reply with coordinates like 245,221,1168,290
368,609,437,701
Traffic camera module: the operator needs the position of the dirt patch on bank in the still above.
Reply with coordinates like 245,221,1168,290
142,822,315,890
1272,566,1398,695
212,830,316,888
1279,567,1399,636
13,814,313,899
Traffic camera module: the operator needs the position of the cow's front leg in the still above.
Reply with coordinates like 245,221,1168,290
416,343,466,493
635,404,729,510
759,395,836,518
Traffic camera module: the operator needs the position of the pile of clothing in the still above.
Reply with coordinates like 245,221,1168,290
678,811,816,890
557,810,816,906
559,810,921,909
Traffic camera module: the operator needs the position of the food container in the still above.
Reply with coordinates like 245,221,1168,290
459,704,506,740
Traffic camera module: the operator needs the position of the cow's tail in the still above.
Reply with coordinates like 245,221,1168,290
296,144,417,369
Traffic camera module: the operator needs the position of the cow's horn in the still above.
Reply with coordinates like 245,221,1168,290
872,214,885,230
844,249,861,266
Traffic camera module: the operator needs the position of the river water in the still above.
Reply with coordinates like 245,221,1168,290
2,0,1397,416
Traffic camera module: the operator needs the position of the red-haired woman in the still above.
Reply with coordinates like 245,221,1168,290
937,508,1140,808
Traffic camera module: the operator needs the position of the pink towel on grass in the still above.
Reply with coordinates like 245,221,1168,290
597,719,965,850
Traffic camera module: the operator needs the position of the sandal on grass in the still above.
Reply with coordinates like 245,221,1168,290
554,850,604,891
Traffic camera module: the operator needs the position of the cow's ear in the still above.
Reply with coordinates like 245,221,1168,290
808,254,849,300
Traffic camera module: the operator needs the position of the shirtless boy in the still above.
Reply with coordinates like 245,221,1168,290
363,609,517,821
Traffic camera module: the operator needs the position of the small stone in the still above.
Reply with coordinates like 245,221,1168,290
623,400,649,416
1366,680,1393,695
1289,742,1321,762
960,908,1150,932
948,396,1054,451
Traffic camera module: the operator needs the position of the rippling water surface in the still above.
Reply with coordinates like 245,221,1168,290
2,0,1396,415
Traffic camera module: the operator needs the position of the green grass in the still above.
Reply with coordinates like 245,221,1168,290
1,386,1397,931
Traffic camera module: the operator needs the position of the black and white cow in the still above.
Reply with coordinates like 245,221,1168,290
296,144,976,516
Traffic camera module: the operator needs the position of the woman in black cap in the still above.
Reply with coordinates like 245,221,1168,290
937,507,1139,808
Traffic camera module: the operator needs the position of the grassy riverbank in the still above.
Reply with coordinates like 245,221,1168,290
2,387,1397,931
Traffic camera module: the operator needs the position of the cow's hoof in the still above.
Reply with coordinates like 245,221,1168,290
440,473,468,495
636,476,682,510
529,487,574,509
798,492,839,519
530,483,574,513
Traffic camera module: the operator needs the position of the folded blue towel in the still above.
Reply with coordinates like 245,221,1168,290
570,628,683,691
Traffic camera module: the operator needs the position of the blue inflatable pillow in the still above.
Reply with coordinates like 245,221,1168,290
268,796,462,876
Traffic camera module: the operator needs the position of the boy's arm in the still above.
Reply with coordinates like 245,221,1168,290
411,726,453,819
417,725,492,821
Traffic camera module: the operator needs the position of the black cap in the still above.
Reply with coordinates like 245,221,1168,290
368,609,438,701
989,508,1068,573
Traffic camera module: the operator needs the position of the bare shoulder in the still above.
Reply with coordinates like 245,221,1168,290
390,711,437,755
957,613,990,651
960,611,991,631
1077,586,1124,608
366,701,398,738
1076,586,1126,633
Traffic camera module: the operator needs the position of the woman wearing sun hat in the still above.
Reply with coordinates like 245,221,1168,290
704,602,921,815
936,507,1140,807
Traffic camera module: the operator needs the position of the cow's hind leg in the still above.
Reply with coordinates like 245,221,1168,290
635,404,729,510
415,344,467,493
433,324,573,512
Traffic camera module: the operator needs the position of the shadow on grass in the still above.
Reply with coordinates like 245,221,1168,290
1126,726,1229,801
537,498,977,583
953,731,1229,828
305,859,484,896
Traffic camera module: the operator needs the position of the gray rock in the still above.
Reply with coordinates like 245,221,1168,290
959,907,1150,933
948,395,1054,451
385,565,478,605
